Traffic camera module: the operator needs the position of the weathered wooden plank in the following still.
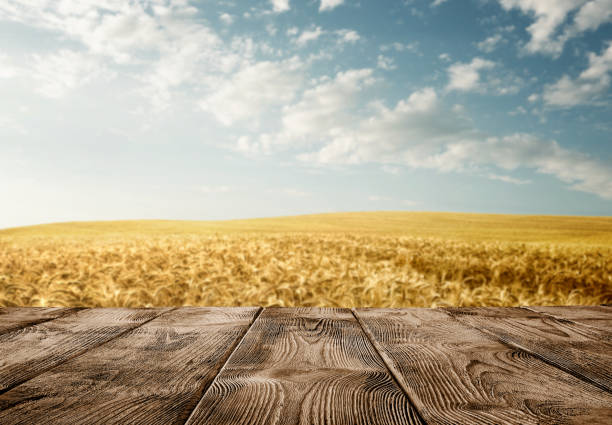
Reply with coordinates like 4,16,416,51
0,307,260,425
355,307,612,425
0,307,81,336
185,307,424,425
0,307,169,394
525,305,612,333
446,306,612,393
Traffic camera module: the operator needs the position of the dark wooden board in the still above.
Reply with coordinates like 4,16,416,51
525,305,612,333
355,307,612,425
0,307,169,394
446,307,612,393
185,307,424,425
0,307,81,336
0,307,260,425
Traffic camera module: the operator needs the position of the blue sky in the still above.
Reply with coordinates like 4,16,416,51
1,0,611,228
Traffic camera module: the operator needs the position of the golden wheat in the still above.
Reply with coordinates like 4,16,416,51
1,225,610,307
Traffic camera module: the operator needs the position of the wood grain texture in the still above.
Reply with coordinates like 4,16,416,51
0,307,260,425
525,305,612,333
0,307,168,394
186,307,424,425
446,306,612,393
355,307,612,425
0,308,81,336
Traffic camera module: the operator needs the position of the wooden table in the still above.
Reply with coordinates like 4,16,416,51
0,306,610,424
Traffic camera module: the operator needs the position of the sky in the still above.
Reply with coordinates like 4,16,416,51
1,0,611,229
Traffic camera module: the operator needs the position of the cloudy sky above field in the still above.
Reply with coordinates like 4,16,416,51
1,0,612,227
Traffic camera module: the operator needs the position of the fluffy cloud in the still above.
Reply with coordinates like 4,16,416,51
245,81,612,200
336,29,360,44
235,68,374,154
498,0,612,56
446,57,522,95
573,0,612,33
298,88,478,168
477,34,503,53
451,134,612,199
380,42,419,53
319,0,344,12
487,173,531,185
377,55,396,71
270,0,290,13
279,69,374,140
0,1,201,64
0,0,239,108
0,51,17,79
219,13,234,25
199,57,303,126
32,50,111,98
295,27,325,46
446,58,495,92
543,41,612,106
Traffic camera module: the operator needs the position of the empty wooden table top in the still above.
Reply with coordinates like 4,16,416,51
0,306,610,424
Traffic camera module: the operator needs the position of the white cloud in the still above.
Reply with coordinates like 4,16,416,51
377,55,396,71
0,2,178,63
457,134,612,199
508,106,527,116
431,0,449,6
295,27,325,46
0,52,17,78
32,50,111,98
381,42,419,53
298,88,478,168
0,1,240,110
336,29,360,44
279,68,374,140
573,0,612,33
286,27,299,36
199,57,304,126
497,0,612,56
543,41,612,107
487,173,531,185
446,57,495,92
270,0,290,13
319,0,344,12
275,85,612,200
236,68,375,155
477,34,503,53
438,53,451,62
265,24,277,36
219,13,234,25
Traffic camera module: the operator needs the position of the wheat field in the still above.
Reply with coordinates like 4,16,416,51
1,212,610,308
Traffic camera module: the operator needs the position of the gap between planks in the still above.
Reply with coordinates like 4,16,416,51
0,307,178,396
0,308,84,337
522,305,612,333
442,306,612,395
182,306,263,425
350,308,428,425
